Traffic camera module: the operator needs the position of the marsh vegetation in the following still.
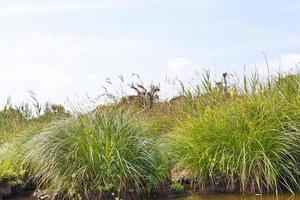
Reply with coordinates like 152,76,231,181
1,71,300,199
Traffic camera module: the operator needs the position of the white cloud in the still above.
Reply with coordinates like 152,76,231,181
0,0,131,17
165,57,207,85
247,53,300,77
167,57,193,74
0,31,170,105
279,53,300,70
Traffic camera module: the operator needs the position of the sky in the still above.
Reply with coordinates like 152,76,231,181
1,0,300,107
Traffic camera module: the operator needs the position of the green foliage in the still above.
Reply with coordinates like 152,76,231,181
170,73,300,194
0,160,15,180
23,110,165,198
0,97,70,183
2,71,300,197
170,182,184,193
142,115,175,138
0,141,21,180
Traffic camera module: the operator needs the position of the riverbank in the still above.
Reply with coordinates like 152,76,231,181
0,178,35,200
9,193,300,200
163,194,300,200
1,72,300,199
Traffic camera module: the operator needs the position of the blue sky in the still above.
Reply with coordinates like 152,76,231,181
1,0,300,106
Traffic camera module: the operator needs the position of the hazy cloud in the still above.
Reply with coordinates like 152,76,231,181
251,53,300,76
0,0,131,17
0,31,170,104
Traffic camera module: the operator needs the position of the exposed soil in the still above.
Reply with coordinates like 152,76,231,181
0,178,35,200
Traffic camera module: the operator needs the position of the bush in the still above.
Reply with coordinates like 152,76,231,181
23,110,165,198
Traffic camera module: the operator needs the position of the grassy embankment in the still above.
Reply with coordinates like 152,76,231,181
0,71,300,199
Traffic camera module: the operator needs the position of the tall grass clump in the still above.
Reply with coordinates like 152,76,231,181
170,73,300,194
0,100,32,181
23,109,165,199
0,98,70,182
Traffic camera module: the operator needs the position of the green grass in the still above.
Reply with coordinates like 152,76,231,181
0,100,70,183
23,109,166,198
170,74,300,194
1,72,300,198
170,183,184,193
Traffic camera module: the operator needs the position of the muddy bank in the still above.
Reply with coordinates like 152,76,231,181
0,178,35,200
1,179,189,200
1,178,296,200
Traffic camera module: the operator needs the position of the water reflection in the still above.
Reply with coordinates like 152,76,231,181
14,194,300,200
175,194,300,200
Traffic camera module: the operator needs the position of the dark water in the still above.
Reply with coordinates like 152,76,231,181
162,194,300,200
11,195,35,200
13,194,300,200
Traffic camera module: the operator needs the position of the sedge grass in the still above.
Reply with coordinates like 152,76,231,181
1,71,300,197
0,100,71,183
170,73,300,194
23,109,166,198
